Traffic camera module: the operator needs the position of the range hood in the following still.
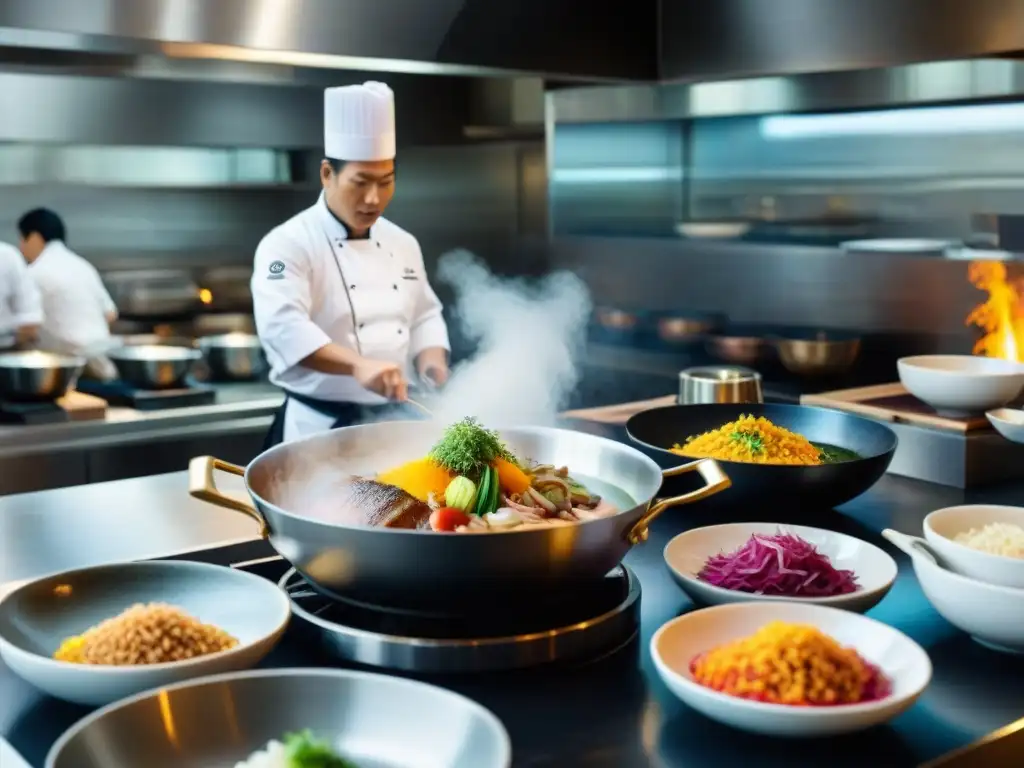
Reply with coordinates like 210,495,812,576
0,0,657,82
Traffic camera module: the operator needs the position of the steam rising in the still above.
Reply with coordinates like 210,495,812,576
428,249,592,427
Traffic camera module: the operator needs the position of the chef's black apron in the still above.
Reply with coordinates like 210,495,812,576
262,390,422,450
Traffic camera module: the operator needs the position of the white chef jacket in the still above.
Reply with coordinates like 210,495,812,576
252,194,450,442
0,241,43,348
28,241,117,358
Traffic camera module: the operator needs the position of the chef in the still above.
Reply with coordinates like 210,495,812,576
0,240,43,350
253,81,451,446
17,208,119,378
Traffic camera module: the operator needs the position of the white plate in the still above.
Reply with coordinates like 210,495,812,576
651,602,931,737
664,523,897,613
840,238,955,253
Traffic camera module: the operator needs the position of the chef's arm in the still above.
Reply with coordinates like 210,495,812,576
11,259,43,345
252,236,349,375
409,260,451,378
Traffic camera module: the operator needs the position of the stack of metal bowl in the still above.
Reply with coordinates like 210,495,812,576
106,345,201,389
196,333,268,381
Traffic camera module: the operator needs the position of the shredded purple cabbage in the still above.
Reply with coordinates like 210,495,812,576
697,531,860,597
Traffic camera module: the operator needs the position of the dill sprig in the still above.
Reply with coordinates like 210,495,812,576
428,417,515,478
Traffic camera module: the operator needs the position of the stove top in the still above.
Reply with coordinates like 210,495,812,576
77,379,216,410
234,556,641,675
0,400,66,425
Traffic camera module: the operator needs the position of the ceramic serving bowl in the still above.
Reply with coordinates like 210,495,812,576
651,602,931,738
664,523,897,614
46,668,511,768
897,355,1024,416
923,505,1024,588
986,407,1024,444
0,560,290,706
883,529,1024,654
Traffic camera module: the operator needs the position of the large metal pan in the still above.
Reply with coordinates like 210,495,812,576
626,403,897,511
188,422,731,607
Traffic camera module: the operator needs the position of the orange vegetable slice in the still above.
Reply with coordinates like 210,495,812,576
377,458,453,503
493,457,531,495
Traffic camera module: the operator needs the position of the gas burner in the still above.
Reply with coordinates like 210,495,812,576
279,566,641,674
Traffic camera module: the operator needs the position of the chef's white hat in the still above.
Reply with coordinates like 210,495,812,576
324,81,396,162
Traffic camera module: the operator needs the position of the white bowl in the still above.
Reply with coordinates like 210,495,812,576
897,355,1024,415
883,529,1024,653
923,505,1024,588
651,602,931,737
663,523,897,614
986,407,1024,443
0,560,291,706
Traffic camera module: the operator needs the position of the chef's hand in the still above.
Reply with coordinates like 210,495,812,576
353,357,408,401
416,347,449,389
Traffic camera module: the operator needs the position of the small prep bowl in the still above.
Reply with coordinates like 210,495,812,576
651,602,931,737
664,523,897,614
986,407,1024,443
0,560,290,706
923,505,1024,588
47,668,511,768
884,529,1024,653
897,355,1024,415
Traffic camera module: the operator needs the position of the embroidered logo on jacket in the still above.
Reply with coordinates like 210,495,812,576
402,266,419,281
268,260,286,280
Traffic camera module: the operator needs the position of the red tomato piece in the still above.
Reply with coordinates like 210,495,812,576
429,506,471,532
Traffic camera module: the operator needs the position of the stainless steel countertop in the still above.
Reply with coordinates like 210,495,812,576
0,382,283,457
0,470,258,588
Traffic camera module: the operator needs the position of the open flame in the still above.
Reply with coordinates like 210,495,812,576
965,261,1024,362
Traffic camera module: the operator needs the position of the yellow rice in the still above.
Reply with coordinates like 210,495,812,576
671,414,822,466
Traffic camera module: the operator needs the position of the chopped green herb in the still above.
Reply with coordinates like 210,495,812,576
284,730,357,768
813,442,861,464
428,417,515,478
730,430,765,455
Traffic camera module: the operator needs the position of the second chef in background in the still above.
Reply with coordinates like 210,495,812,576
17,208,119,378
253,81,451,446
0,239,42,351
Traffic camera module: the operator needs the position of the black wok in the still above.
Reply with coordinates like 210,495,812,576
626,403,897,511
188,421,731,608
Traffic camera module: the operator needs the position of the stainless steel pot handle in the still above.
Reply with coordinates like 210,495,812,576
187,455,269,538
626,458,731,545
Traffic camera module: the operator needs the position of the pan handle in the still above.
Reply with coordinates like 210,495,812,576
187,455,269,538
626,458,731,545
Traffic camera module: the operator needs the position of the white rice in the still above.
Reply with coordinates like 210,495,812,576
954,522,1024,558
235,739,288,768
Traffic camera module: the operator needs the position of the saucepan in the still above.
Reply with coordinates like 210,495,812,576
189,422,731,608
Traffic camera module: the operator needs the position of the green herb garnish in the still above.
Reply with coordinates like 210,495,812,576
284,729,358,768
428,417,515,478
729,430,765,455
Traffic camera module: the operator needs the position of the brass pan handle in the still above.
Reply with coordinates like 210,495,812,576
187,455,269,538
626,458,731,545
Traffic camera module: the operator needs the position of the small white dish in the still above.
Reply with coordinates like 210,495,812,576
922,505,1024,588
986,407,1024,443
651,602,931,737
897,355,1024,416
840,239,955,255
883,529,1024,654
663,523,897,614
0,560,290,706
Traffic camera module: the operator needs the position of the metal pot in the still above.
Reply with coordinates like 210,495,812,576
196,333,267,381
705,332,767,366
107,345,201,389
772,331,862,377
656,313,724,345
0,351,85,401
678,366,763,405
188,422,731,608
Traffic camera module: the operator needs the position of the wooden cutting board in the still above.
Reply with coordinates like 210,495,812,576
801,383,989,433
57,390,107,421
560,395,677,425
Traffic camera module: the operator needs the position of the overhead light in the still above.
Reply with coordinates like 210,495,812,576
760,102,1024,139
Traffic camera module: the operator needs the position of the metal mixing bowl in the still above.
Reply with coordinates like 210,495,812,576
705,333,767,366
106,345,201,389
656,313,724,345
0,351,85,401
772,331,862,376
196,333,268,381
46,668,512,768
